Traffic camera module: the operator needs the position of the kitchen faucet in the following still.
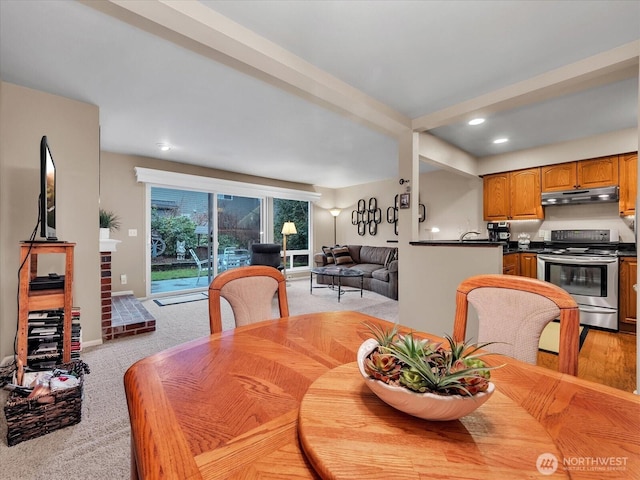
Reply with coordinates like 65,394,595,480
459,230,481,242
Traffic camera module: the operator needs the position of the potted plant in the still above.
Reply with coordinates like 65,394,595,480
99,208,121,239
357,323,500,421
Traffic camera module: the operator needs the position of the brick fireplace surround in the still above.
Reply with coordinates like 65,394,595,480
100,251,155,341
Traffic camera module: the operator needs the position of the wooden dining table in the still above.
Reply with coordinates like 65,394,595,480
124,311,640,479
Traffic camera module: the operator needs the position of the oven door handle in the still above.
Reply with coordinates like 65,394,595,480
537,255,618,265
578,305,617,314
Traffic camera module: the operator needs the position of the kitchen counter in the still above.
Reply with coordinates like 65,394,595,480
412,241,637,257
410,241,545,255
410,240,504,247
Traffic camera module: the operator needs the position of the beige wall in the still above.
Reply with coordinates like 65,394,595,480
99,152,321,296
332,179,401,247
0,82,100,360
417,170,484,241
479,128,638,176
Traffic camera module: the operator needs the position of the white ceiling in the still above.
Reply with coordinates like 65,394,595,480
0,0,638,188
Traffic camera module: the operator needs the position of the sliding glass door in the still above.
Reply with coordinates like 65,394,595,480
216,194,262,272
149,188,264,294
150,187,213,294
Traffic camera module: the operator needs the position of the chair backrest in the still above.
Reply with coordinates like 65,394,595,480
208,265,289,333
453,274,579,375
189,248,203,267
250,243,282,269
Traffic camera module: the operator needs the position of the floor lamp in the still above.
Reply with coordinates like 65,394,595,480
281,221,297,283
329,208,341,245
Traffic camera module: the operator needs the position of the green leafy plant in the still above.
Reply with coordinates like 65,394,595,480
363,322,500,397
99,208,121,232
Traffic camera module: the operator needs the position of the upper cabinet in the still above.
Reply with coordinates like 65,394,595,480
619,152,637,217
541,156,619,192
484,167,543,221
484,152,636,220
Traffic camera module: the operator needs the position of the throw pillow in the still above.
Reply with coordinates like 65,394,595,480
322,246,335,264
332,246,353,265
384,248,398,267
383,249,393,268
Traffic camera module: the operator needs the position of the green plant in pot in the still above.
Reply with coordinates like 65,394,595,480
99,208,121,239
357,322,501,421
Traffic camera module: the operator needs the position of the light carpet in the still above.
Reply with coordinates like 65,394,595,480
0,279,397,479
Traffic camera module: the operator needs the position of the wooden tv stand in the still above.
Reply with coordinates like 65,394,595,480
16,241,75,385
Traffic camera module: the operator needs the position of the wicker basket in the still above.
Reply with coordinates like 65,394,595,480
4,360,89,446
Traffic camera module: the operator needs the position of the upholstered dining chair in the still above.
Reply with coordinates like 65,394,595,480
453,274,580,376
208,265,289,334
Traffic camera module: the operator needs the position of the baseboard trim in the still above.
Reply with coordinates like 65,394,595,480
112,290,134,297
82,339,103,348
1,355,15,367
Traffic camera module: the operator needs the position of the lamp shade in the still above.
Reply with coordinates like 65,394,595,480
281,222,297,235
329,208,342,217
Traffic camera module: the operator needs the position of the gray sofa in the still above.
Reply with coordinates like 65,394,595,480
313,245,398,300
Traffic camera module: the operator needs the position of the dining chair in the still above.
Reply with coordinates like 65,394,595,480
208,265,289,334
453,274,580,375
189,248,212,285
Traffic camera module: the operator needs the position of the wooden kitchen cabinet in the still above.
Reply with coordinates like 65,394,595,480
618,256,636,335
541,155,619,192
619,152,637,217
540,162,576,192
484,167,543,221
519,252,537,279
483,172,510,220
502,253,518,275
578,156,619,188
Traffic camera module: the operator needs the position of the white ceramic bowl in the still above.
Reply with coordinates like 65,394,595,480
357,338,494,421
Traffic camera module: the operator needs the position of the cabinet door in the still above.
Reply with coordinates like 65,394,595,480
519,253,537,279
619,152,637,217
618,257,637,334
577,155,619,189
503,253,518,275
541,162,577,192
510,168,543,220
483,173,510,221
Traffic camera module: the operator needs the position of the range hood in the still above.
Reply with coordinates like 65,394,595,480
541,186,619,206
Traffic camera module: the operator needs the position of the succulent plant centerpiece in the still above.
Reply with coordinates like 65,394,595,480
362,323,496,397
357,323,501,420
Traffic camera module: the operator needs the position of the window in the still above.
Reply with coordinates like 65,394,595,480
274,198,310,271
137,168,320,295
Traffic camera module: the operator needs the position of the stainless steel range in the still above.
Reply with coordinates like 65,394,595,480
537,229,619,331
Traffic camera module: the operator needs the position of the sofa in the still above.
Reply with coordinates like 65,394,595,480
313,245,398,300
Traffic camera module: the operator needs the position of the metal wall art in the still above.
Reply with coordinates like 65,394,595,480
386,195,426,236
352,198,382,236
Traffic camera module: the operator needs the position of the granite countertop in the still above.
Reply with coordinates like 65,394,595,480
410,240,505,247
410,240,637,257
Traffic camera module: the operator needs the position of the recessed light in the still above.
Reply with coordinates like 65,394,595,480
157,143,171,152
493,138,509,144
468,118,485,126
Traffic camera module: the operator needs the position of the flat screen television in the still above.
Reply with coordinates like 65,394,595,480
40,135,57,241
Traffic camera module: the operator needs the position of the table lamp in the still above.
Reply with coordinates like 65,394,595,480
281,221,297,282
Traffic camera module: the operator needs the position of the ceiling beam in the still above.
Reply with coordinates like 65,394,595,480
81,0,411,139
412,40,640,132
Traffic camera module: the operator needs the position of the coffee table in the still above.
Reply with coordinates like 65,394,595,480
310,266,363,302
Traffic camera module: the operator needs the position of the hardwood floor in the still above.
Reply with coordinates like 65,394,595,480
537,329,637,392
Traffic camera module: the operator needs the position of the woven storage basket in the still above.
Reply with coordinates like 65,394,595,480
4,360,89,446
